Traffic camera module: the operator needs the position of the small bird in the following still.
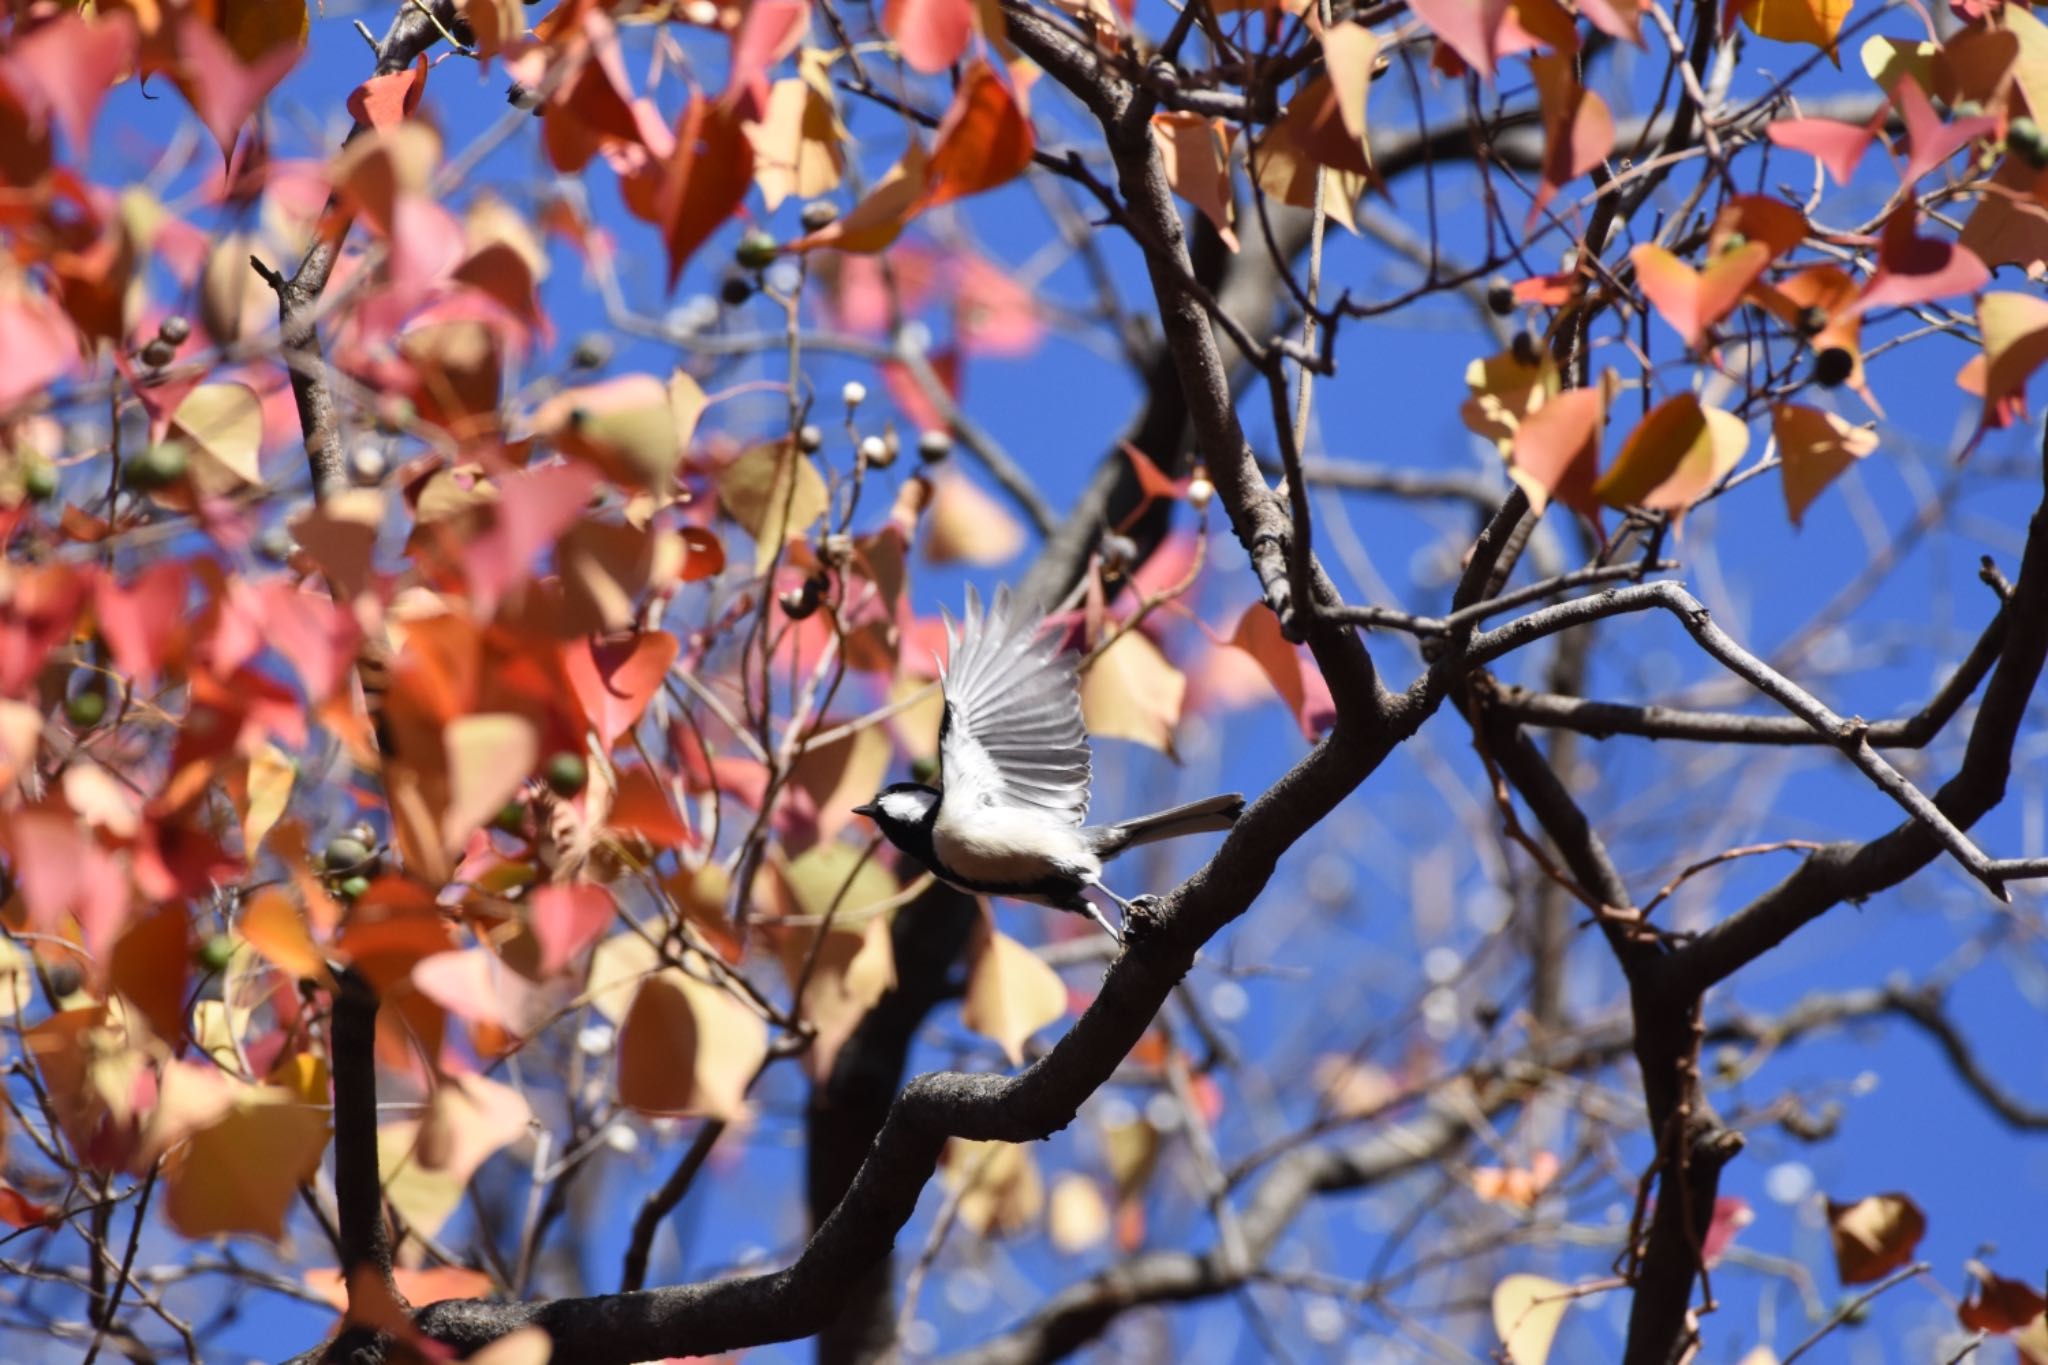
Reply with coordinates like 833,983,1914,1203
854,586,1244,939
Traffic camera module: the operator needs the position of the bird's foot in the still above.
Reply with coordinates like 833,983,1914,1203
1122,894,1167,944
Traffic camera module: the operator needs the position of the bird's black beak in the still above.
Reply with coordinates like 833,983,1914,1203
852,801,879,820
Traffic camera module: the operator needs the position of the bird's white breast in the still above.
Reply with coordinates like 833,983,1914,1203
932,802,1098,887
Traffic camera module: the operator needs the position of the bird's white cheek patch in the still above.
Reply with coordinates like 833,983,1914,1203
879,791,935,824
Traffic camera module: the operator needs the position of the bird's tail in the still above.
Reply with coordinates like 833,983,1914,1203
1091,793,1245,857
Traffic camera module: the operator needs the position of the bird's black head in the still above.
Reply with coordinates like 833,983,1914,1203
853,782,941,865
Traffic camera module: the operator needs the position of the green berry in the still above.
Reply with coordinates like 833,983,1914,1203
123,443,187,491
720,274,755,307
1796,304,1830,338
1719,231,1748,255
734,229,779,270
64,690,106,728
22,462,57,502
2010,115,2048,168
196,935,236,973
337,875,372,900
1812,346,1854,389
545,752,588,797
323,835,371,872
910,754,940,784
492,800,527,834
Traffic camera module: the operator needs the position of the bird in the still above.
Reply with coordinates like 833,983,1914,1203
853,585,1245,940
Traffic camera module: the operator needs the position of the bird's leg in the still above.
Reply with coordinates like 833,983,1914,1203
1073,890,1125,944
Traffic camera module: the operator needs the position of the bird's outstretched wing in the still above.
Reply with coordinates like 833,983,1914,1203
938,585,1091,827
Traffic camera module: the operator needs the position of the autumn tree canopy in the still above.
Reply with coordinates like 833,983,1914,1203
1,0,2046,1359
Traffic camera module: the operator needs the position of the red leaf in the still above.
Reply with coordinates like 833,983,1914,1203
1120,442,1189,507
530,884,615,976
346,55,428,132
606,765,694,846
94,562,190,690
920,61,1034,211
256,580,362,703
564,630,680,749
882,0,977,73
1958,1265,2048,1336
174,13,302,164
6,810,130,955
0,1183,53,1229
1850,208,1989,318
0,566,89,698
660,97,754,289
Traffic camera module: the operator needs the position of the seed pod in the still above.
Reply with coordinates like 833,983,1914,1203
800,200,839,232
157,314,191,345
1812,346,1854,389
917,429,952,462
1486,277,1514,316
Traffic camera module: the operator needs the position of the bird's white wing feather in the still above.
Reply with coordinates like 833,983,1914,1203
938,585,1091,828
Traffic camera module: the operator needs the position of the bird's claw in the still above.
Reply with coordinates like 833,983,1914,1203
1122,894,1167,944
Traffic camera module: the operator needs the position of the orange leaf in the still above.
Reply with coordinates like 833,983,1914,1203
108,905,189,1048
1230,601,1336,741
529,884,615,976
660,97,753,289
239,888,335,990
1958,1263,2048,1336
1826,1192,1927,1285
1150,113,1238,250
1529,51,1613,224
921,61,1035,212
1773,403,1876,525
616,968,768,1119
564,631,679,750
347,55,428,131
1510,385,1605,521
163,1086,330,1241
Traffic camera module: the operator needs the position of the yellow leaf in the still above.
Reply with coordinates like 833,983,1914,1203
1320,19,1379,152
163,1086,330,1241
241,742,295,856
1048,1173,1111,1252
744,78,847,210
1080,629,1185,755
169,381,264,498
717,440,830,573
532,374,682,492
961,920,1066,1065
923,472,1026,566
380,1120,468,1239
943,1138,1043,1237
1859,35,1935,95
776,838,899,921
1151,113,1239,251
1773,404,1877,525
0,937,33,1020
417,1070,531,1183
1969,291,2048,431
442,714,539,855
0,698,41,788
1461,347,1562,455
787,726,896,845
1740,0,1849,55
778,911,896,1077
2007,4,2048,130
1103,1116,1159,1198
1594,394,1748,516
585,931,662,1024
1492,1273,1573,1365
466,1327,554,1365
616,968,769,1119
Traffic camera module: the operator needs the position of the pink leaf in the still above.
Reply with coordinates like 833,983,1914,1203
530,884,615,976
463,462,602,615
1407,0,1511,78
1702,1197,1754,1266
412,947,549,1036
1767,115,1878,185
0,288,80,417
3,12,138,150
723,0,808,118
1850,208,1990,318
175,14,302,164
1894,77,1994,189
93,563,190,690
882,0,976,73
